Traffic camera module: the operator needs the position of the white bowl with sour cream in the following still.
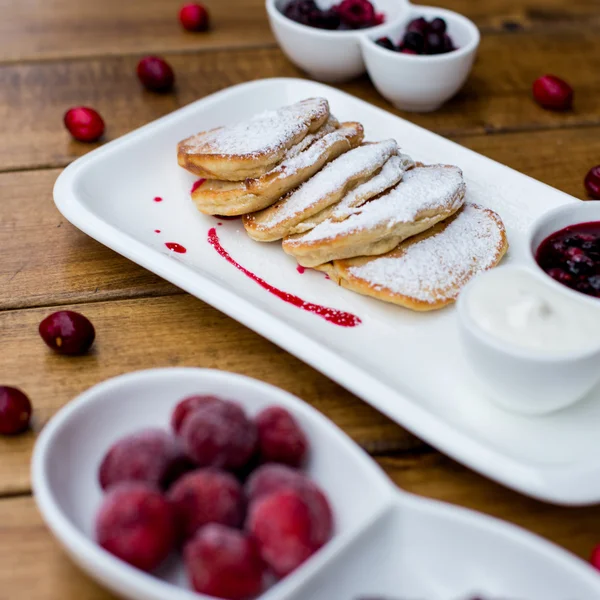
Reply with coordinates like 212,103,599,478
457,265,600,416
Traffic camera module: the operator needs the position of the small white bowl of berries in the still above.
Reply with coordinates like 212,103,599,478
266,0,410,82
31,368,395,600
361,6,480,111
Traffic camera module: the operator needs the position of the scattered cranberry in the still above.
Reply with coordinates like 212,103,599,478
184,524,265,599
96,482,175,572
171,394,224,434
63,107,105,143
375,37,394,51
336,0,375,29
179,3,210,32
0,386,32,435
99,428,191,492
591,544,600,571
136,56,175,93
255,406,308,467
180,401,257,470
39,310,95,355
245,464,333,547
429,17,447,33
532,75,573,111
247,488,331,577
406,17,428,34
584,165,600,199
168,469,244,541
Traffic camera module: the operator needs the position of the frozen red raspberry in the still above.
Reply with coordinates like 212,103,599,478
168,469,244,541
180,401,257,470
255,406,308,467
247,488,331,577
171,394,224,434
246,464,333,548
95,482,175,572
99,428,192,491
336,0,376,29
184,524,265,599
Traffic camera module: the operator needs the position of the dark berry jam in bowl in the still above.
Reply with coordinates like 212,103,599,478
530,201,600,304
266,0,405,82
360,6,480,112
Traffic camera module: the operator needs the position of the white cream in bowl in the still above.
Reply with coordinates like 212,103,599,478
457,265,600,415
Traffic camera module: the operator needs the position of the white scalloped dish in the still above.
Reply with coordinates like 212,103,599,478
32,369,600,600
53,78,600,505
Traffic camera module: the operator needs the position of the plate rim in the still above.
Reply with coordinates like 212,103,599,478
53,77,598,506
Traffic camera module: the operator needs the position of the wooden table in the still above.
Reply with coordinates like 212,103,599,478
1,0,600,596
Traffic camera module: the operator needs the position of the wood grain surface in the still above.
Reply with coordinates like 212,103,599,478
1,0,600,596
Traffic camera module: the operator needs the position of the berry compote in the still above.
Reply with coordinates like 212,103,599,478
536,222,600,298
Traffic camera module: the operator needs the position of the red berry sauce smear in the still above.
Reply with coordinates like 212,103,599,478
207,227,361,327
536,221,600,298
191,178,206,193
165,242,187,254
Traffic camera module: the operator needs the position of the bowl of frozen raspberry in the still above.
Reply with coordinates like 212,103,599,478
360,6,480,111
266,0,409,82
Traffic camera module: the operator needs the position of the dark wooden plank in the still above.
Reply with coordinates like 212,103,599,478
0,295,419,494
0,0,599,63
1,33,600,172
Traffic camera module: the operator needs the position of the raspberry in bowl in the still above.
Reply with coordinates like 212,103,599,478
361,6,480,111
266,0,406,82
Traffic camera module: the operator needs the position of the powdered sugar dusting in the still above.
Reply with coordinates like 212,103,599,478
267,125,358,182
257,140,398,228
185,98,328,157
348,204,504,304
283,115,339,160
293,166,465,244
331,153,415,220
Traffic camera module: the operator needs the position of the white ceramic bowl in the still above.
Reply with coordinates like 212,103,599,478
31,368,600,599
361,5,480,112
457,265,600,416
528,200,600,308
266,0,409,82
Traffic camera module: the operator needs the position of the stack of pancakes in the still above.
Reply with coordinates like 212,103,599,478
177,98,508,311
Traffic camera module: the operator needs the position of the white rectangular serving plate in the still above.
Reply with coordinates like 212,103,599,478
54,78,600,506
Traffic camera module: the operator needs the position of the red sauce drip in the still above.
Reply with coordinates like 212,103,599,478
154,229,161,233
207,228,361,327
154,196,163,202
191,179,206,193
296,265,306,274
217,222,223,226
165,242,187,254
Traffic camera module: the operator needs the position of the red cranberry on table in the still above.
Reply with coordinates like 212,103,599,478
255,405,308,467
179,400,257,470
246,488,332,577
136,56,175,93
167,469,244,541
63,107,105,143
96,482,175,572
591,544,600,571
0,386,32,436
532,75,573,111
184,524,265,599
99,428,191,491
584,165,600,199
179,3,210,32
39,310,95,355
